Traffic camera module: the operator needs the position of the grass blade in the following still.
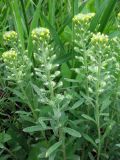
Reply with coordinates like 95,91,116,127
10,0,25,50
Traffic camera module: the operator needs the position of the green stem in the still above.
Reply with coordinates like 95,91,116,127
19,84,37,120
59,128,66,160
84,49,89,97
96,55,101,160
43,47,54,99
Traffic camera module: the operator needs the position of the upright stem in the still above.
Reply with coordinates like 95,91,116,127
42,46,66,159
19,84,37,120
84,49,89,97
59,128,66,160
96,55,101,160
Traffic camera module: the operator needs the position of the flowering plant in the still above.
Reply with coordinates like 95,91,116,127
1,12,120,160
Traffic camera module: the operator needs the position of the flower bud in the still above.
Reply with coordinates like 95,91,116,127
31,27,50,43
73,13,95,26
91,32,108,45
2,50,17,62
3,31,17,44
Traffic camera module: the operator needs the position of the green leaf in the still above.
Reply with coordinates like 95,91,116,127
48,0,56,26
0,133,11,144
40,12,65,55
83,134,97,148
70,99,84,110
100,96,111,112
10,0,25,50
46,141,62,157
98,0,116,32
116,144,120,148
82,114,96,124
0,143,4,149
63,127,81,138
88,152,95,160
90,0,116,33
23,125,51,133
31,83,42,96
27,0,43,58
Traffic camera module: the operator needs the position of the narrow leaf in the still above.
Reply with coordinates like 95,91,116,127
71,99,84,110
23,125,51,133
63,127,81,138
82,114,96,124
83,134,97,148
46,141,62,157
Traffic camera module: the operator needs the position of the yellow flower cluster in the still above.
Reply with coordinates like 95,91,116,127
73,13,95,25
31,27,50,42
2,50,17,62
3,31,17,43
91,32,108,45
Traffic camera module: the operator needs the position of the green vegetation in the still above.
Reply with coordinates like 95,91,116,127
0,0,120,160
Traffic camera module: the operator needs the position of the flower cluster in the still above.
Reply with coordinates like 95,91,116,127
3,31,17,44
73,13,95,48
31,27,63,102
2,29,32,83
73,13,95,25
2,50,17,62
31,27,50,43
91,32,108,45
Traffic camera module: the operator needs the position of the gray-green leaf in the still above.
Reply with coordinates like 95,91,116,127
63,127,81,138
46,141,62,157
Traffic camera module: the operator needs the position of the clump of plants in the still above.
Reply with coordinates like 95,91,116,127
1,12,120,160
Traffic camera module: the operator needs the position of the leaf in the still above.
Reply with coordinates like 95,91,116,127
116,144,120,148
88,152,95,160
10,0,25,50
98,0,116,32
0,143,4,149
101,121,115,143
70,99,84,110
48,0,56,26
40,12,65,55
83,134,97,148
63,127,81,138
100,97,111,112
27,0,43,58
31,83,42,96
82,114,96,124
23,125,51,133
46,141,62,157
0,133,11,144
90,0,116,33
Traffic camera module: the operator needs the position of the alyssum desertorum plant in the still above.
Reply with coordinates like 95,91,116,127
72,13,120,160
1,12,120,160
2,27,82,159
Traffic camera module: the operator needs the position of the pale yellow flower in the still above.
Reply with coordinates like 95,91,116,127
31,27,50,42
3,31,17,43
2,50,17,62
91,32,108,45
73,13,95,25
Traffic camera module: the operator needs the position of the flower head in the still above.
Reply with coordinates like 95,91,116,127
2,50,17,62
73,13,95,25
31,27,50,42
91,32,108,45
3,31,17,43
